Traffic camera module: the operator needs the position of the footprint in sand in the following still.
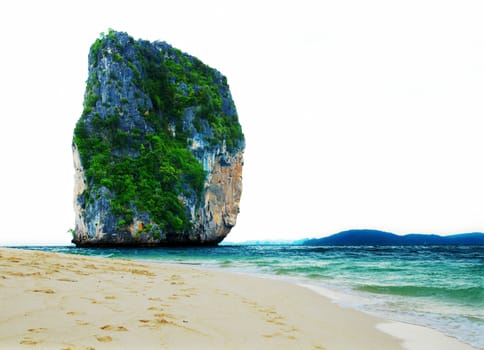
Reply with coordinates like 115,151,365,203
7,257,22,263
155,318,170,325
31,289,55,294
166,274,185,285
95,335,113,342
267,317,286,326
130,269,155,277
20,338,43,345
138,318,171,329
100,324,128,332
57,278,79,283
9,271,41,278
27,328,47,334
181,287,198,297
83,264,98,270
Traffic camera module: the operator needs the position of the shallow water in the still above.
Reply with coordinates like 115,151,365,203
22,244,484,348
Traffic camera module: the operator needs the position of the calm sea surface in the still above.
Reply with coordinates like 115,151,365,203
19,245,484,348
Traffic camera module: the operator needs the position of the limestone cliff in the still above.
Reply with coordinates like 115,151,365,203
72,30,244,246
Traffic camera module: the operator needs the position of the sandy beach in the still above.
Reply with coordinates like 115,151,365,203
0,248,477,350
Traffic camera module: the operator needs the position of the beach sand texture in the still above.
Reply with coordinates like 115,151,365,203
0,248,476,350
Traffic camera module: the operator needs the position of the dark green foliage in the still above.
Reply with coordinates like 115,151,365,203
160,44,244,150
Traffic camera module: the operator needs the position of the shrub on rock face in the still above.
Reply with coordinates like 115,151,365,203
72,30,244,247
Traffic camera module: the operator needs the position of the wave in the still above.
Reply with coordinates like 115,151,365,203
355,284,484,305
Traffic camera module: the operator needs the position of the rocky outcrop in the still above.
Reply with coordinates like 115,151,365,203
72,30,244,246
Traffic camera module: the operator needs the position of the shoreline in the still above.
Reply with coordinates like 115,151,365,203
0,247,478,350
300,283,479,350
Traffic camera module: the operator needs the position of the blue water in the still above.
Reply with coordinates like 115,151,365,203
19,245,483,348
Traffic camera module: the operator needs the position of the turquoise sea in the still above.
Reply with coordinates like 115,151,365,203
19,245,483,348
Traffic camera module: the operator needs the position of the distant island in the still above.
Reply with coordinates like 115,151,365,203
303,229,484,246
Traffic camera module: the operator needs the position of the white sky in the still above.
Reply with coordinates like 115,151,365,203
0,0,483,245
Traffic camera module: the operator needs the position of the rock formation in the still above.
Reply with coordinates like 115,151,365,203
72,30,244,246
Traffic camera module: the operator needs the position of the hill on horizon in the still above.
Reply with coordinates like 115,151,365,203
303,229,484,246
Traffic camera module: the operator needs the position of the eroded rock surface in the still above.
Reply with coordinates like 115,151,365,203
72,30,244,246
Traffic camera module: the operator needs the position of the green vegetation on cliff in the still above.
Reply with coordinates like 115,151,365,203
74,120,205,233
73,30,243,235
